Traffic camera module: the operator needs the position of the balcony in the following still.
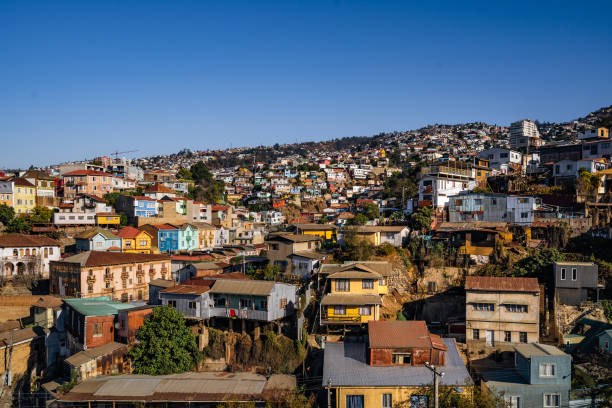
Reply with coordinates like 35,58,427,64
86,275,96,283
104,273,114,281
320,312,362,325
209,307,270,321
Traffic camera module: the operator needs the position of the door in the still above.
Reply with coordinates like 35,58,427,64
486,330,494,346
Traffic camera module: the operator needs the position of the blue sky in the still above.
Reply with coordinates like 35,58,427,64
1,1,611,168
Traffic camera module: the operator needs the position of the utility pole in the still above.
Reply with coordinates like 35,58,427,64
425,362,444,408
327,377,332,408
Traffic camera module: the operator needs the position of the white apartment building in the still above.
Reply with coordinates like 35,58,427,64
510,119,542,150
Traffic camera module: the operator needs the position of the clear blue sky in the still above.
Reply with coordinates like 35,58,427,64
1,1,611,168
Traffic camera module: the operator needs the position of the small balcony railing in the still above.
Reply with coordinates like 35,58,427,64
320,313,361,324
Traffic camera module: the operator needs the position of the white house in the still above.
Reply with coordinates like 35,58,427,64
478,148,522,173
0,234,61,277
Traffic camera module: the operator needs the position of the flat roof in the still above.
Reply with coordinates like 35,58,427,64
58,372,295,402
515,343,566,358
323,338,472,387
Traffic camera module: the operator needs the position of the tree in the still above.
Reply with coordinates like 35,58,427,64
348,213,368,226
5,217,31,233
129,306,201,375
263,263,281,280
389,211,406,223
119,212,128,226
176,167,192,180
362,203,380,220
340,229,375,261
0,204,15,225
190,161,214,184
512,248,564,278
30,206,53,224
410,206,433,233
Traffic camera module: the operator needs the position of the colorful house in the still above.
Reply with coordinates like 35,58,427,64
96,213,121,227
140,224,179,253
12,177,36,214
75,227,122,252
177,224,198,251
0,180,13,209
320,263,386,328
291,223,338,242
323,321,472,408
117,227,153,254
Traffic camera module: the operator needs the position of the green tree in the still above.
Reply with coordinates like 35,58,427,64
410,206,433,233
263,263,281,280
602,300,612,322
177,167,193,180
512,248,564,278
362,203,380,220
0,204,15,225
348,213,368,226
389,210,406,223
30,206,54,224
190,161,214,184
341,229,375,261
6,217,31,233
119,212,128,226
129,306,201,375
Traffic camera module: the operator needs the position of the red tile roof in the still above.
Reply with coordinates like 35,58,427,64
60,251,170,267
63,170,112,176
465,276,539,292
117,226,143,239
0,233,60,248
144,183,174,194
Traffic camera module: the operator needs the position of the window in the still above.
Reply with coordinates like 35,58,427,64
473,303,494,311
382,393,392,408
88,285,93,293
280,298,287,309
561,268,566,280
473,329,480,340
519,198,529,203
505,331,512,342
167,300,177,308
359,306,371,316
346,395,364,408
543,393,560,407
491,198,497,205
504,396,520,408
392,353,411,364
427,281,437,293
519,332,528,343
188,302,197,310
455,199,463,206
93,322,103,337
335,279,350,292
505,304,528,313
539,363,556,377
572,268,577,280
474,199,482,205
334,306,346,315
362,279,374,289
520,212,529,218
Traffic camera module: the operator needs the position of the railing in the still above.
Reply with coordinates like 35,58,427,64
208,307,270,321
320,313,361,323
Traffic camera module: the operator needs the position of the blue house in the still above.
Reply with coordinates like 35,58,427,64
115,195,158,223
478,343,571,408
140,224,179,253
598,330,612,355
75,227,122,252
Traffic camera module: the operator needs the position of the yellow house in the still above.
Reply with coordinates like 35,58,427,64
193,222,216,249
12,178,36,214
323,321,474,408
320,264,386,327
96,213,121,227
117,227,153,253
293,223,338,242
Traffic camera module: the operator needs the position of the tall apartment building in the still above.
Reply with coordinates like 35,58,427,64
510,119,542,150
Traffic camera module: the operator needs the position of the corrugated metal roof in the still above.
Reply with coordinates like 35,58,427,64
208,279,276,296
64,296,134,316
161,285,210,295
321,294,382,306
368,321,445,350
61,251,170,267
465,276,539,292
65,342,127,367
323,338,472,387
327,270,382,279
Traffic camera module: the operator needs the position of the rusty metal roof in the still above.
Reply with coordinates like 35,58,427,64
465,276,539,292
161,284,210,295
368,321,447,350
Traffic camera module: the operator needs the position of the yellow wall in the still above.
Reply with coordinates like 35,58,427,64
122,231,152,253
326,305,379,323
330,278,381,295
356,232,380,246
13,186,36,214
97,215,121,225
0,193,13,208
334,386,473,408
303,229,336,241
